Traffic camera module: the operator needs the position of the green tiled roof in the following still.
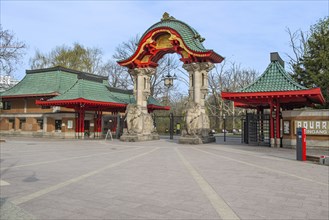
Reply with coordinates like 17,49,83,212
1,66,165,108
147,96,165,106
1,70,77,96
107,87,134,104
49,80,122,103
51,80,165,106
106,87,165,106
140,17,210,53
48,77,164,107
1,66,108,97
238,61,307,92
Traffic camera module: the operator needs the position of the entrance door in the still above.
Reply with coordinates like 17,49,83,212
243,113,270,146
102,115,124,139
153,114,185,139
84,120,90,137
55,120,62,132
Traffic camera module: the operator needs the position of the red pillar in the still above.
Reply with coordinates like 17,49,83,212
270,101,275,147
93,110,102,138
75,111,79,133
98,111,102,133
77,108,85,139
276,101,281,147
81,110,85,137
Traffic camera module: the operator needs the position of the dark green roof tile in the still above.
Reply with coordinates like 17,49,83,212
1,70,77,96
140,18,209,53
238,61,307,92
2,66,165,108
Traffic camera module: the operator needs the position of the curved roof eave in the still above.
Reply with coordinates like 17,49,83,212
118,13,224,66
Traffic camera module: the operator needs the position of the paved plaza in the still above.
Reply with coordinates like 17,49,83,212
0,137,328,220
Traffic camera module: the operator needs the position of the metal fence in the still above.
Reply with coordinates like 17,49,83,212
153,114,245,138
100,113,273,147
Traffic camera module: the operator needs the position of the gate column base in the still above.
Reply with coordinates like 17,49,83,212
120,133,159,142
270,138,275,147
178,133,215,144
179,136,203,144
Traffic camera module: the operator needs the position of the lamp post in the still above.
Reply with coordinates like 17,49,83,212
223,114,226,142
163,59,177,104
163,59,176,139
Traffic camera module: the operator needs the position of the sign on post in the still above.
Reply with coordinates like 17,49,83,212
295,121,328,135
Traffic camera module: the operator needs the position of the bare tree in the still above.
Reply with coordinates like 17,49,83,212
285,27,309,73
29,43,104,75
100,59,133,89
0,25,27,76
113,35,140,61
207,60,258,117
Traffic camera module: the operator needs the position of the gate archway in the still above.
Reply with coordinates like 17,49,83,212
118,13,224,143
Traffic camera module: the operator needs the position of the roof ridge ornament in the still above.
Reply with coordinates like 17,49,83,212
194,34,205,42
161,12,175,21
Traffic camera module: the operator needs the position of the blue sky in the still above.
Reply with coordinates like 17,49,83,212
1,0,328,80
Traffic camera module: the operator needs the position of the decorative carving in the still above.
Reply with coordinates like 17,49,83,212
125,104,156,135
143,113,156,134
129,67,156,76
161,12,175,21
201,62,215,72
143,91,150,101
183,62,214,73
185,102,202,136
193,34,205,43
125,104,143,134
183,101,211,137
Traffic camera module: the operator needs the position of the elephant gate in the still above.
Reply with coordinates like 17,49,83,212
117,13,224,144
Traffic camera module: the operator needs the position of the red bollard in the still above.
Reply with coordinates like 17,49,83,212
302,128,306,161
296,127,307,161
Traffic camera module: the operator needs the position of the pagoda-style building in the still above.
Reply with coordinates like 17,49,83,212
0,66,168,138
222,52,325,147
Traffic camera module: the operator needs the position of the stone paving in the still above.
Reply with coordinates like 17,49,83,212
0,137,328,219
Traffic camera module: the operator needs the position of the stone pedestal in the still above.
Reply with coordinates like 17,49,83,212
178,135,203,144
179,131,215,144
120,133,159,142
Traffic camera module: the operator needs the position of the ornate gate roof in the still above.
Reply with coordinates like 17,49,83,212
118,13,224,68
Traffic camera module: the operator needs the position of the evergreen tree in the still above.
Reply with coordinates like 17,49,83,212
292,17,329,108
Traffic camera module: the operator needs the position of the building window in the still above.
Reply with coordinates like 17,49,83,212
55,120,62,131
37,119,43,130
3,101,11,110
19,118,26,130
